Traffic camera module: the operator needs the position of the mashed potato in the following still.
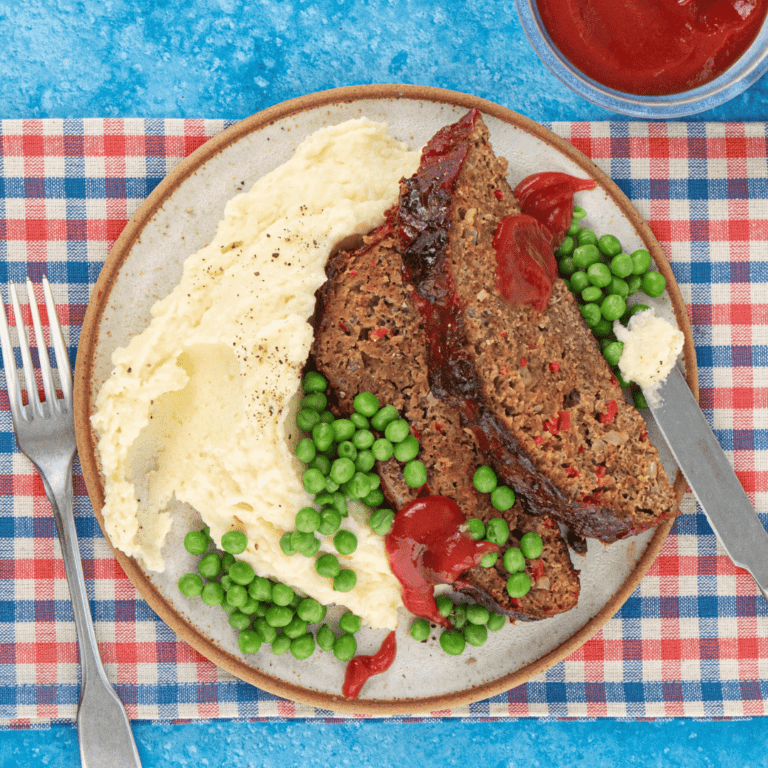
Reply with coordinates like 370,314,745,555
92,119,421,629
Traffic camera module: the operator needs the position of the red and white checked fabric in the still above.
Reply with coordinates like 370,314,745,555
0,118,766,726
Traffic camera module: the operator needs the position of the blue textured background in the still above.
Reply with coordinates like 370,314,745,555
2,0,768,766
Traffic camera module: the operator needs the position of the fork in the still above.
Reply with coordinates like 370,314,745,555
0,279,142,768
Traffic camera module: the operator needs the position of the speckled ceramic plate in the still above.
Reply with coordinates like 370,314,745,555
74,85,696,715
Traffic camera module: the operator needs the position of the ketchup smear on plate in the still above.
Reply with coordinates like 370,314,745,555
536,0,768,96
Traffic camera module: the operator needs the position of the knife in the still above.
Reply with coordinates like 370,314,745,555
645,366,768,602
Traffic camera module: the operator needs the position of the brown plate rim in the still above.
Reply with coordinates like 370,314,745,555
74,83,696,716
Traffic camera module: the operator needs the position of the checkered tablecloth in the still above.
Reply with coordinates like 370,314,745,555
0,118,766,726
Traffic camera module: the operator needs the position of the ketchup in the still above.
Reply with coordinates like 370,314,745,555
536,0,768,96
384,496,498,626
341,630,397,699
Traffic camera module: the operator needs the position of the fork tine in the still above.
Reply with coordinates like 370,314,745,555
0,289,22,419
42,277,72,404
27,279,57,410
10,284,41,414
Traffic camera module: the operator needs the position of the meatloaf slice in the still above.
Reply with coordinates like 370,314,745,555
396,109,680,543
312,223,580,620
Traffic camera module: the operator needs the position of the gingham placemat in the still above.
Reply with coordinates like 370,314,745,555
0,118,765,726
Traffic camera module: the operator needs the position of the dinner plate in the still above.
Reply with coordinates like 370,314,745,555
74,84,696,715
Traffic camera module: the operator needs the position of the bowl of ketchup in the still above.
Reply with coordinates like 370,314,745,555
516,0,768,117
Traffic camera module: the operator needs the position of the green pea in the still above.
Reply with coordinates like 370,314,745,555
362,488,385,508
302,467,327,494
520,531,544,559
229,561,255,586
184,530,209,556
228,611,251,631
352,429,375,450
642,271,666,297
297,598,326,624
410,618,430,641
345,472,372,500
334,530,358,556
629,303,651,319
301,392,327,412
290,633,316,660
316,624,336,651
384,419,410,443
316,553,341,579
576,228,597,246
567,219,580,236
592,318,613,337
240,597,259,615
601,294,626,322
309,454,331,476
265,605,294,627
473,465,498,494
353,392,380,417
492,486,516,512
237,629,262,655
178,573,204,598
280,531,298,556
403,460,427,488
371,437,394,461
303,371,327,393
332,418,355,443
603,340,624,367
271,583,294,606
350,412,370,430
581,285,603,304
487,613,506,632
248,577,273,603
283,616,309,639
630,248,652,275
506,572,532,598
393,434,419,462
339,611,362,634
318,410,335,424
330,457,355,485
220,574,233,592
318,507,343,536
466,604,490,625
572,243,600,269
220,599,238,615
464,623,488,647
436,594,454,617
369,508,395,536
271,634,292,656
580,302,602,328
337,440,357,461
296,532,321,558
587,262,611,288
608,276,629,299
311,422,335,452
633,388,649,410
486,518,510,545
201,581,224,607
226,584,248,608
626,274,643,296
295,437,317,464
440,629,466,655
569,271,590,293
333,569,357,592
333,633,357,662
480,551,498,568
609,252,633,278
449,603,467,629
329,492,348,517
371,404,399,431
296,408,320,432
296,507,321,533
598,234,622,257
558,256,577,277
355,449,376,473
556,235,575,257
254,618,278,644
572,205,587,220
466,518,486,540
198,552,222,579
615,369,632,388
503,547,525,573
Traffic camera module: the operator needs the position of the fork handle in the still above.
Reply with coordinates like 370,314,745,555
42,458,143,768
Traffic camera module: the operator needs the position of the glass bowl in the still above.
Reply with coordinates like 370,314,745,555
515,0,768,118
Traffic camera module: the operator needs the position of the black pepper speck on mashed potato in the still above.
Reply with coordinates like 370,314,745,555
92,119,421,630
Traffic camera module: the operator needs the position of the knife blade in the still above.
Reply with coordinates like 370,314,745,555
644,366,768,602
